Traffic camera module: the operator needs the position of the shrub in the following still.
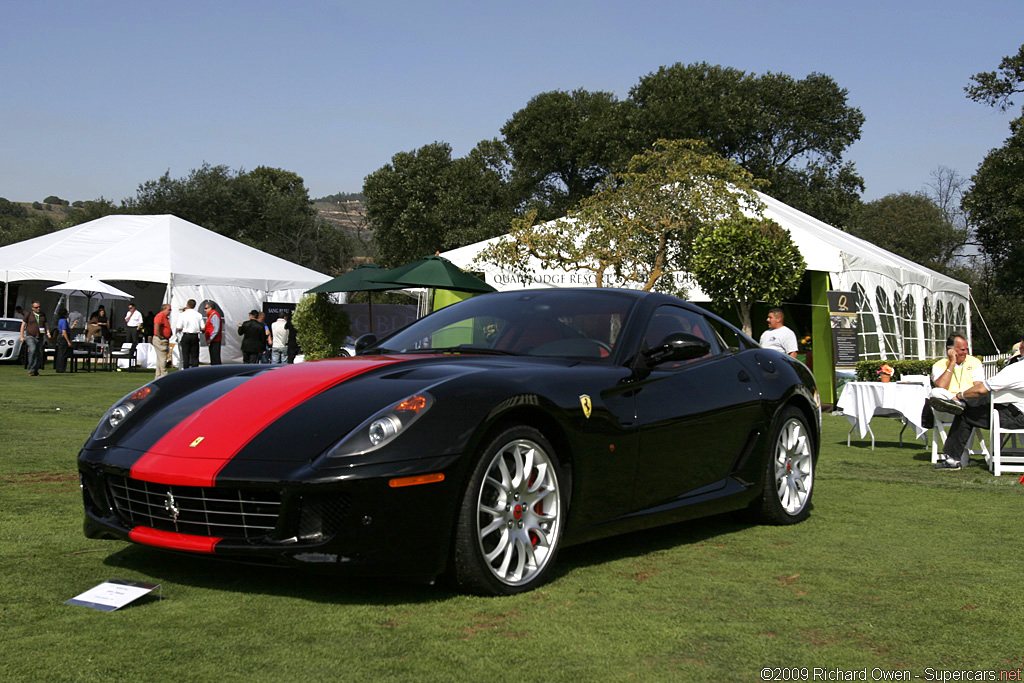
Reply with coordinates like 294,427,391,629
292,293,350,360
854,358,978,382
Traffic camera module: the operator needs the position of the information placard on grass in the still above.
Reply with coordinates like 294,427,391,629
66,578,160,612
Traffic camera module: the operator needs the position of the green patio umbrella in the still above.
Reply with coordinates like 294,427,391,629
306,263,400,333
365,255,496,294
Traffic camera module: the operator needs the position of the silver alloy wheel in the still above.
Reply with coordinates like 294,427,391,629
475,438,561,587
774,417,813,515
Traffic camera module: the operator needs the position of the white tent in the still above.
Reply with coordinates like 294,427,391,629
442,190,971,362
0,214,330,364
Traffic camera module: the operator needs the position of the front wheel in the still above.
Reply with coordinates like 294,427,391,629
452,426,566,595
756,407,815,524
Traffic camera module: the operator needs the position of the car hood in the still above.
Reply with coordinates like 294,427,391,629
108,354,571,486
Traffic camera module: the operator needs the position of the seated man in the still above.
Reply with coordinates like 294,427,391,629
929,358,1024,471
931,332,983,400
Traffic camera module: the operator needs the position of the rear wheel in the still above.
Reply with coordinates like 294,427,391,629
756,407,814,524
453,426,566,595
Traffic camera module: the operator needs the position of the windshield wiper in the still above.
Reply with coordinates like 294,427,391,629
400,345,520,356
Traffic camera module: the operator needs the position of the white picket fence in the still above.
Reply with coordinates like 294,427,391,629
981,353,1013,380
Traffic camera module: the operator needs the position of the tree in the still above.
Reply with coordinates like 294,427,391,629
0,198,28,218
43,195,69,206
501,89,632,220
691,217,806,336
965,44,1024,112
126,164,353,274
475,139,763,292
626,63,865,227
363,141,514,267
962,44,1024,293
847,192,968,273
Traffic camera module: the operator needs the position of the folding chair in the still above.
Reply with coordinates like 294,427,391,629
110,343,138,371
930,408,988,466
989,389,1024,476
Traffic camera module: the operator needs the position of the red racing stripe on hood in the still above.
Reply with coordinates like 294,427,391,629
130,358,404,487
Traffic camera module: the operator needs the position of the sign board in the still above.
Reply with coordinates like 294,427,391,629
66,578,160,612
828,291,859,369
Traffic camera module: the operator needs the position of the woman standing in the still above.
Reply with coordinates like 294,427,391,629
55,307,71,373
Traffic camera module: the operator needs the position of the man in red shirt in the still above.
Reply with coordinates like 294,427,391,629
152,304,172,378
203,301,223,365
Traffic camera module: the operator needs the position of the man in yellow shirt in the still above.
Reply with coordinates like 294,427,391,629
931,333,983,397
927,333,985,470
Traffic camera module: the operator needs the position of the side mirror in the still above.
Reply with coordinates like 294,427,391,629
642,332,711,366
353,333,378,356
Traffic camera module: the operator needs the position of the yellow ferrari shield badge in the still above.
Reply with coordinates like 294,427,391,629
579,394,592,419
189,436,205,448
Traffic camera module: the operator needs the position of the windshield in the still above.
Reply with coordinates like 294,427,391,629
372,290,639,362
0,319,22,332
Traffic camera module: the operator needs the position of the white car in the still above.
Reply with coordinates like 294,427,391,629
0,318,25,363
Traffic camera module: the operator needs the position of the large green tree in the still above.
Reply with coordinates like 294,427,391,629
847,192,968,273
691,217,806,336
626,63,865,227
501,89,632,221
126,164,352,274
475,139,763,292
962,44,1024,294
363,141,514,267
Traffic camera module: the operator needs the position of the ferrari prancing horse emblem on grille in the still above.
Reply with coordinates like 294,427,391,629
164,491,180,528
579,394,592,419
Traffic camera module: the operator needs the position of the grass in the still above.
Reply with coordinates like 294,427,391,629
2,363,1024,681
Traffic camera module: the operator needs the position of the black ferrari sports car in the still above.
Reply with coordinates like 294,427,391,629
78,288,819,595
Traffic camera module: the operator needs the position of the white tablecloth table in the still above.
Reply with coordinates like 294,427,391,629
116,342,157,369
836,381,930,449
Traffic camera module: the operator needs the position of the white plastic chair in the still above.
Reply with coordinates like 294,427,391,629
989,389,1024,476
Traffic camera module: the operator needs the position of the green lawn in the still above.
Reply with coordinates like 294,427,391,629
2,363,1023,681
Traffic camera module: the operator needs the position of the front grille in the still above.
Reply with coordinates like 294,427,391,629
107,475,282,541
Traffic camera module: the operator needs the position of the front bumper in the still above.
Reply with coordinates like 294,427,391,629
78,450,467,577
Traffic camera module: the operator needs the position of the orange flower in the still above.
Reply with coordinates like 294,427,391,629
877,364,894,376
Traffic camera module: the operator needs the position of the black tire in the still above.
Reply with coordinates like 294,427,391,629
756,407,815,525
452,426,566,595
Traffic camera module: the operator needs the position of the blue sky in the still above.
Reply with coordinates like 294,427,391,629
1,1,1021,207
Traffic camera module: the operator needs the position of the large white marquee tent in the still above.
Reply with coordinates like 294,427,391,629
443,190,972,366
0,214,330,364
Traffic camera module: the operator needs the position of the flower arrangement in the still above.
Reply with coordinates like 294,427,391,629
877,363,894,382
800,334,812,351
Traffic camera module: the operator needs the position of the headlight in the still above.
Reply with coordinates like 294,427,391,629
93,385,159,440
317,392,434,464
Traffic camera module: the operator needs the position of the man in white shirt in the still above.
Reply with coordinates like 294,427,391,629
124,304,143,348
758,308,798,358
931,360,1024,471
270,315,290,364
175,299,204,369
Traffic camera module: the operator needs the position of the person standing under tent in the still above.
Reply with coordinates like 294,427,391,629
124,304,143,350
270,314,289,364
54,307,71,373
152,304,172,379
20,301,49,376
203,301,223,365
176,300,204,369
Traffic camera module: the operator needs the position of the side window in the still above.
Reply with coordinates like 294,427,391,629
643,305,723,359
705,317,744,354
